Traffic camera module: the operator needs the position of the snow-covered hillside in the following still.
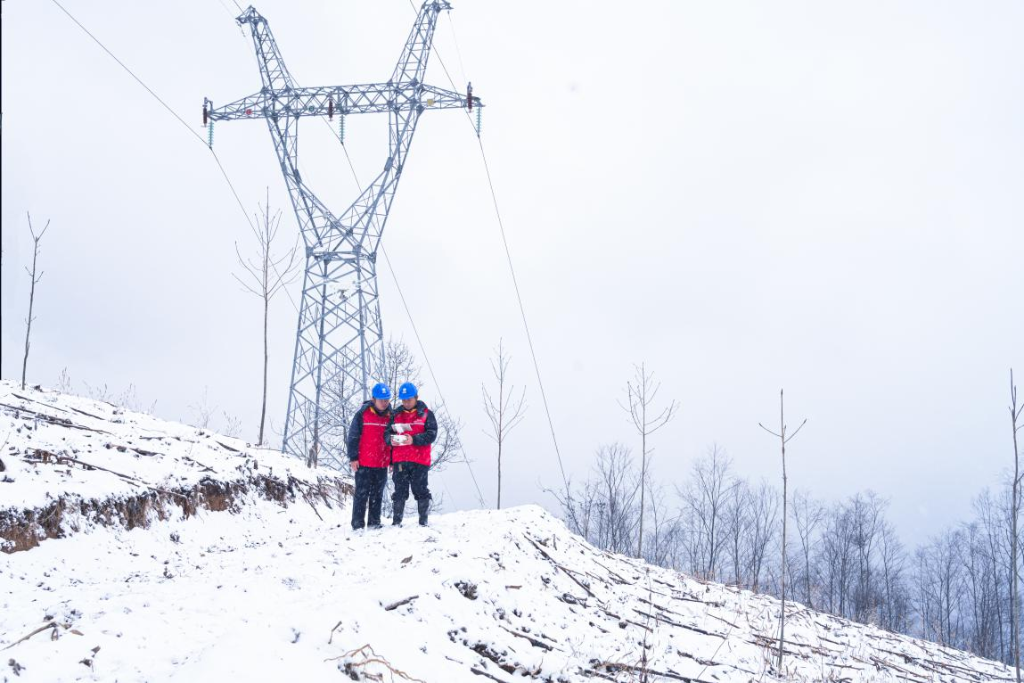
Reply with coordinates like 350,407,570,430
0,381,348,554
1,383,1016,682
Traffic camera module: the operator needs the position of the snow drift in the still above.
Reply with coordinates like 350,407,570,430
1,383,1016,682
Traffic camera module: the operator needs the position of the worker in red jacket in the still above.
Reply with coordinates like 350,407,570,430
346,382,393,530
385,382,438,526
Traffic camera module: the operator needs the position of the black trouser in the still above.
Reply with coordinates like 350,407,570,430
391,461,431,504
352,466,388,529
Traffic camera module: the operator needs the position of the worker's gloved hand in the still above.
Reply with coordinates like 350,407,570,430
391,434,412,447
392,423,409,434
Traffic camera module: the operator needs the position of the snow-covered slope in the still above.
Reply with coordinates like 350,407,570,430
1,384,1016,682
0,381,348,553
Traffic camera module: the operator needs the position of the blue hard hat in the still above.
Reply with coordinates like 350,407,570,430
398,382,418,400
371,382,392,400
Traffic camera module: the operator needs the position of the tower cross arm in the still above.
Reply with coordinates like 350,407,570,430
207,83,479,122
421,84,482,111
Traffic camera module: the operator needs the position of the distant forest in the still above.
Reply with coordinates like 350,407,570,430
557,437,1021,667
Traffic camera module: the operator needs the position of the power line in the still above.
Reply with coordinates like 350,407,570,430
49,0,301,315
50,0,203,147
426,5,573,496
380,244,487,507
474,138,571,496
216,0,238,22
446,13,469,87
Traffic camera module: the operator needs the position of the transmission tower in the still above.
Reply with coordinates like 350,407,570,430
205,2,480,469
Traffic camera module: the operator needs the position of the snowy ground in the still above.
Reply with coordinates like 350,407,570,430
2,384,1017,682
0,381,330,517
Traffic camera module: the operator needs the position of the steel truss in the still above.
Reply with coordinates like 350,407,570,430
207,2,478,469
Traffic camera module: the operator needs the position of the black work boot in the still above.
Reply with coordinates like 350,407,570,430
417,498,430,526
367,502,382,528
392,500,405,526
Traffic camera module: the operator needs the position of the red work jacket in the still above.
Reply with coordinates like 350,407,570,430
389,402,435,466
354,404,391,468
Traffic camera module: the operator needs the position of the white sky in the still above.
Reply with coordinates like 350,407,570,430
2,0,1022,544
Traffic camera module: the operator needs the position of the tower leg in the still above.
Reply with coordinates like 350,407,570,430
283,255,383,469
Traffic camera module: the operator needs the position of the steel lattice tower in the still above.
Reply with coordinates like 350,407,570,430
206,2,479,469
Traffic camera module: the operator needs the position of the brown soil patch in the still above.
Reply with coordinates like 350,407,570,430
1,474,352,554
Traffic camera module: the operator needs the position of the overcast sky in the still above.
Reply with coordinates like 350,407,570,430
2,0,1021,544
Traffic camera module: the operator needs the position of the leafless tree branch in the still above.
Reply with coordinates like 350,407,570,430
22,212,51,390
233,188,300,445
482,338,527,509
759,388,806,673
622,362,677,559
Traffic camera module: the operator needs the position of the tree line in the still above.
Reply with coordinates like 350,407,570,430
555,373,1023,670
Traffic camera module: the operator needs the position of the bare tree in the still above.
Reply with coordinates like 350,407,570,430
21,213,50,390
556,475,601,542
747,479,780,593
680,445,733,580
189,387,216,430
937,529,967,647
850,492,886,623
554,444,640,555
878,522,909,633
822,500,859,618
621,362,677,559
975,488,1011,662
643,479,683,568
594,444,642,555
903,485,1024,665
724,476,752,586
431,406,464,473
56,367,74,393
482,339,527,509
1010,369,1023,682
792,489,824,608
759,389,807,673
234,189,299,445
963,520,1000,657
913,527,970,649
222,411,243,439
371,338,469,510
378,338,465,469
375,337,421,395
320,354,366,465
